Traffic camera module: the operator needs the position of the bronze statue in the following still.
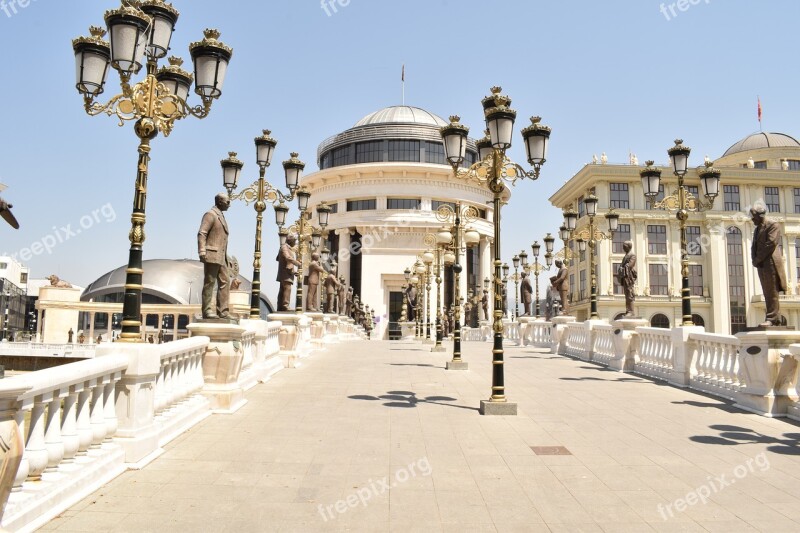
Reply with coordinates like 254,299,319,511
197,193,231,319
520,272,533,316
406,284,417,321
346,287,354,317
305,252,324,312
47,275,73,288
276,234,301,312
481,289,489,321
324,264,340,313
750,206,788,326
551,259,569,315
338,277,347,315
68,328,74,343
616,240,637,317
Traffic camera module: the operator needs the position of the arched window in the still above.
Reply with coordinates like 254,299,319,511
691,314,705,327
727,227,746,334
650,313,670,329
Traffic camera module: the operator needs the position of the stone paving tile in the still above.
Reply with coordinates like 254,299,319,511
50,340,800,532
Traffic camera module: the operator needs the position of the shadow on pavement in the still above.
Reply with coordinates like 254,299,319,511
348,390,480,411
690,424,800,455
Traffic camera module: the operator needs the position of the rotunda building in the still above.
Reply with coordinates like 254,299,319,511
301,106,496,339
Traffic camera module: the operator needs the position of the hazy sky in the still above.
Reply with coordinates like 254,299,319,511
0,0,798,301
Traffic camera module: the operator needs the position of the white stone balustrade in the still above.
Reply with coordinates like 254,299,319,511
530,321,554,348
688,332,742,400
562,322,590,359
788,344,800,423
592,324,616,366
635,327,674,381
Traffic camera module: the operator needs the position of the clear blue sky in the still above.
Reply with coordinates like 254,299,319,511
1,0,798,299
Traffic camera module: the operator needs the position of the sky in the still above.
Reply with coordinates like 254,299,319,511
0,0,798,300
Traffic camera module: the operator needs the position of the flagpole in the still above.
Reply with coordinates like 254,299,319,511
402,64,405,105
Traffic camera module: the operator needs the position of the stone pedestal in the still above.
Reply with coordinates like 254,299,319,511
38,286,82,344
479,400,517,416
669,325,705,387
399,321,416,341
787,344,800,422
551,316,577,354
446,360,469,371
306,312,326,349
187,321,247,414
734,330,800,417
229,290,251,319
269,313,312,368
324,314,341,342
609,318,649,372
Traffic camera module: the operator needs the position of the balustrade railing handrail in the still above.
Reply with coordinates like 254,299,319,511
688,332,740,344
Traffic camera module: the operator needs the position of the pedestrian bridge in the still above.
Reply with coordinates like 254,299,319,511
1,316,799,532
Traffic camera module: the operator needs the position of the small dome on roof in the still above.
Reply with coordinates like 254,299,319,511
723,132,800,157
354,106,448,128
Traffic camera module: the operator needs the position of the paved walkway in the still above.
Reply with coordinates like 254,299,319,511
42,340,800,532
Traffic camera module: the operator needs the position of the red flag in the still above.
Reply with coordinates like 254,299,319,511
758,97,762,123
402,65,405,82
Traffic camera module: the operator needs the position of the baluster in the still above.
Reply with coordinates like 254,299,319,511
154,360,166,414
25,399,48,480
76,386,92,454
44,393,65,472
89,381,107,448
724,344,736,388
103,379,117,442
12,407,29,492
61,390,79,463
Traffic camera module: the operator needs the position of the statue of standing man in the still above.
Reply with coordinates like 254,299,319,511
616,240,638,317
750,206,788,326
197,193,231,319
551,259,569,315
520,272,533,316
305,252,324,312
276,235,302,312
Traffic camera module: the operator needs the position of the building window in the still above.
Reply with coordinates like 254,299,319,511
609,183,629,209
649,264,668,296
579,245,586,263
651,313,670,329
320,153,331,169
649,185,665,208
613,263,623,295
686,226,702,255
794,188,800,214
332,145,353,167
431,200,456,213
478,208,487,219
689,264,703,296
387,198,420,210
356,141,383,163
612,224,631,254
647,225,667,255
388,140,420,162
687,185,699,198
754,161,767,169
724,185,740,212
577,196,585,218
346,199,376,212
569,274,575,303
579,270,586,301
765,186,780,213
727,227,746,334
788,160,800,170
692,314,705,327
796,238,800,282
19,272,28,284
424,142,446,165
462,151,477,168
327,203,339,214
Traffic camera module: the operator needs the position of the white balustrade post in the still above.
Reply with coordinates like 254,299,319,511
44,393,65,472
61,391,79,463
11,408,29,492
89,382,107,448
75,387,92,455
25,400,48,480
670,325,704,387
103,380,117,442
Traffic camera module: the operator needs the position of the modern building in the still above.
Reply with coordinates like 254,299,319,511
0,256,29,340
301,106,497,339
549,132,800,333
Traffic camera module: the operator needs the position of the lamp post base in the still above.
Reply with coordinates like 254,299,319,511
431,345,447,353
479,400,517,416
446,360,468,371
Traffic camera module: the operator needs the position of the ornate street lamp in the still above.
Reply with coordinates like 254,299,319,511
642,142,721,326
73,1,232,342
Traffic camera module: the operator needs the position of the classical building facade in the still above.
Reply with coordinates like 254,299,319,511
301,106,496,339
549,132,800,333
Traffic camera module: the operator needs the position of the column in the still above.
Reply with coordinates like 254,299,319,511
88,312,96,343
787,234,798,295
337,228,352,287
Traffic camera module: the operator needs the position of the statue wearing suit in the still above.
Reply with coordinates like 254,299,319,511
551,259,569,315
197,194,232,319
750,206,788,326
616,241,637,317
520,272,533,316
305,252,324,312
276,234,301,312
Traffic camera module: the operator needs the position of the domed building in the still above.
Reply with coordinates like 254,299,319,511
549,131,800,333
301,105,496,339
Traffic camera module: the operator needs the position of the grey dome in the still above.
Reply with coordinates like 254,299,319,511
82,259,273,311
354,106,448,128
723,132,800,157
